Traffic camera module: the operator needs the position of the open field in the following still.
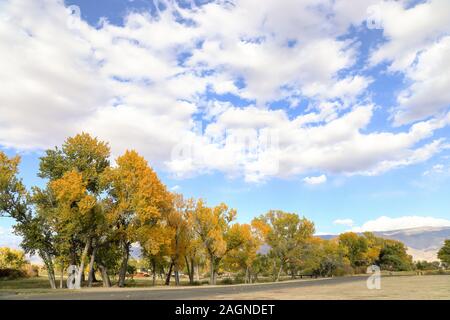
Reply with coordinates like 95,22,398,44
1,275,449,300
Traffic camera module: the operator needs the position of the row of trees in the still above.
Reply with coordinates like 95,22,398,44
0,133,420,289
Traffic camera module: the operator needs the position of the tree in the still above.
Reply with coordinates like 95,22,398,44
256,210,315,281
0,247,28,269
36,133,111,288
438,240,450,267
0,152,27,219
223,220,266,283
0,151,58,288
165,194,192,285
415,260,441,271
338,232,370,268
377,239,413,271
190,200,246,285
103,150,172,287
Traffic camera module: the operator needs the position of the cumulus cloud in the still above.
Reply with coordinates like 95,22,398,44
351,216,450,232
333,218,354,227
368,0,450,125
0,0,449,182
394,36,450,125
303,174,327,185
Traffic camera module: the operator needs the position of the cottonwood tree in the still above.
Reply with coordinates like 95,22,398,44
255,210,315,281
377,239,413,271
338,232,370,268
0,151,58,288
438,240,450,268
164,194,193,285
103,150,172,287
223,220,268,283
36,133,110,287
191,200,247,285
0,247,28,269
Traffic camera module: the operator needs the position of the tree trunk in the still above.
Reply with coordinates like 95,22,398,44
276,264,283,282
118,241,130,287
87,246,97,287
195,263,200,281
209,255,216,285
174,270,180,286
185,256,194,284
151,260,156,286
98,264,111,287
60,263,64,289
165,262,174,286
76,237,92,288
91,268,98,282
246,266,252,284
39,250,56,289
185,257,191,283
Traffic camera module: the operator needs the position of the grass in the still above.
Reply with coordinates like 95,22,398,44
208,275,450,300
2,272,450,299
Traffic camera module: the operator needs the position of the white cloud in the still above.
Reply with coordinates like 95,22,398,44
393,36,450,125
367,0,450,125
333,218,354,227
370,0,450,72
0,0,449,182
170,185,181,191
303,174,327,185
351,216,450,232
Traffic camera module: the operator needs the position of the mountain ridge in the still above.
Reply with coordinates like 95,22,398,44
317,226,450,262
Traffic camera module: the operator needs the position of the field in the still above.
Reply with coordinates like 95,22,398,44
1,275,449,300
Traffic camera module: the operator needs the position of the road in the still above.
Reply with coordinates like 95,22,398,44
1,276,369,300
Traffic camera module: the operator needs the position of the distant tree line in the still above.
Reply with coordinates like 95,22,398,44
0,133,445,289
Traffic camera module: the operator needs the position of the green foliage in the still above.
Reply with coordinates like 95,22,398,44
437,240,450,266
415,260,441,271
338,232,370,267
377,240,413,271
0,247,28,269
256,210,315,279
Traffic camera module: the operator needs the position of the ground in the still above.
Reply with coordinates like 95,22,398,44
0,275,449,300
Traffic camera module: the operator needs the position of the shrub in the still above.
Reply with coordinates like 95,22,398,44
0,268,27,280
220,278,234,285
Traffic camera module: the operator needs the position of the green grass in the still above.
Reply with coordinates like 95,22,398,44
0,277,52,290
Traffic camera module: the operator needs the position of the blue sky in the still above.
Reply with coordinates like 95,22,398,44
1,0,450,246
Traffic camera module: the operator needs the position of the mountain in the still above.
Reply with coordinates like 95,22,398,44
374,226,450,262
318,226,450,262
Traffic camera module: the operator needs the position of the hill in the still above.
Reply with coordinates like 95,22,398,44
318,226,450,262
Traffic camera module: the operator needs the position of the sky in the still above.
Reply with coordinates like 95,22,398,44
1,0,450,247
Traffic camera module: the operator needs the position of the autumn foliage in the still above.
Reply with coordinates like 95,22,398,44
0,133,417,289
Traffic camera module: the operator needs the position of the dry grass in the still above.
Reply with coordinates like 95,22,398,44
209,275,450,300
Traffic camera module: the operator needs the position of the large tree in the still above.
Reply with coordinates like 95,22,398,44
0,151,58,288
437,239,450,267
377,239,413,271
256,210,315,281
103,150,172,287
191,200,247,285
36,133,111,287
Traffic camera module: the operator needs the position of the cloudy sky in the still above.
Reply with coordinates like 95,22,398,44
1,0,450,246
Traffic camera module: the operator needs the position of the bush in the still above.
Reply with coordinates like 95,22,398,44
0,268,27,280
191,280,209,286
220,278,234,285
23,264,39,277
